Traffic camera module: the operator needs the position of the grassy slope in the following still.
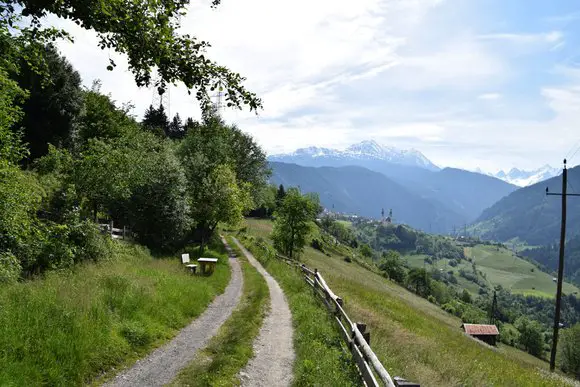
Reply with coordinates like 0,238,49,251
235,227,360,386
245,218,574,387
405,245,579,298
0,242,230,386
171,237,269,386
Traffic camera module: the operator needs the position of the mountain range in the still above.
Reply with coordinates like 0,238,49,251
271,140,559,187
475,165,560,187
269,141,517,227
270,140,439,171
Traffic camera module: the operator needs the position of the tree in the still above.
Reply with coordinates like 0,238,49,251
195,164,252,254
13,44,82,161
227,125,270,201
515,317,544,357
248,184,277,218
4,0,261,112
380,250,406,284
271,188,317,259
360,243,373,258
275,184,286,208
168,113,183,139
178,111,267,248
142,104,169,136
461,289,473,304
77,82,138,145
560,323,580,377
407,268,432,297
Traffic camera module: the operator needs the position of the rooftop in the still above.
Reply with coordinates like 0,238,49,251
461,324,499,336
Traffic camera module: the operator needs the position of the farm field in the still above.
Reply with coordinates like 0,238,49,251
405,245,580,298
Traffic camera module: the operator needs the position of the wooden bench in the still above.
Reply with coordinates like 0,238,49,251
197,257,218,275
181,253,198,274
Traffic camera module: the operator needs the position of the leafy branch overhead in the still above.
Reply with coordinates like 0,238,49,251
4,0,262,112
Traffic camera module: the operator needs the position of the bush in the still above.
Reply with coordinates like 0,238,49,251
515,317,544,357
428,295,437,304
500,323,519,346
442,303,456,315
0,252,21,283
311,238,324,252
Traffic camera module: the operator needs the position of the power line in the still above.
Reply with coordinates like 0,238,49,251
546,159,580,372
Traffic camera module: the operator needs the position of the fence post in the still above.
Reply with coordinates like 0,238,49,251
123,226,126,240
356,322,371,345
109,220,114,237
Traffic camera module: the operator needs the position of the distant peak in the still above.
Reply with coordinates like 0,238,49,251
268,140,440,171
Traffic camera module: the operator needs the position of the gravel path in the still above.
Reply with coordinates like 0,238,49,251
232,237,295,387
105,239,242,387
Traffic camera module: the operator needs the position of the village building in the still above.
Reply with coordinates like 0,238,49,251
461,323,499,346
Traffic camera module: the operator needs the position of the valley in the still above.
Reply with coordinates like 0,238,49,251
240,218,576,386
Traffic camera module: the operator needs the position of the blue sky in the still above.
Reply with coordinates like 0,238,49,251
54,0,580,172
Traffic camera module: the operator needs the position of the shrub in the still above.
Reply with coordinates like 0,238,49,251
428,295,437,304
311,238,324,252
560,323,580,377
0,252,21,283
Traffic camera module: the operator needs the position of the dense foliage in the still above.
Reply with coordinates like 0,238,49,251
2,0,261,112
0,33,268,280
523,237,580,286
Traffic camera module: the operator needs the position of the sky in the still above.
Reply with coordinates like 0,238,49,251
50,0,580,172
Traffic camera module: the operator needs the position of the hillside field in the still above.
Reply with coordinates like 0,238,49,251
243,218,576,387
405,245,580,298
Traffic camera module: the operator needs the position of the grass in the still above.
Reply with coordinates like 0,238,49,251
404,245,580,298
171,237,269,386
244,218,576,386
235,231,360,386
0,242,230,386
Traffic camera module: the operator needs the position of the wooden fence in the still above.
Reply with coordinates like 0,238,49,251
250,241,419,387
99,221,131,240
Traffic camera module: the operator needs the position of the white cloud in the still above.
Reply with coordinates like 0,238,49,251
44,0,580,172
478,31,563,44
478,93,502,100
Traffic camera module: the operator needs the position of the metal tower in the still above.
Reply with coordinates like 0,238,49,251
151,76,170,118
211,80,225,115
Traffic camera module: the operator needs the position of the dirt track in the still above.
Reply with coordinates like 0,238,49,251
232,237,295,387
105,241,243,387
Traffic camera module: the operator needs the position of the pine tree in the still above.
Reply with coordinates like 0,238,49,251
142,104,169,136
168,113,183,139
275,184,286,208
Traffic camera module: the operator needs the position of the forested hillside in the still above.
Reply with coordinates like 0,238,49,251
270,161,466,233
472,166,580,245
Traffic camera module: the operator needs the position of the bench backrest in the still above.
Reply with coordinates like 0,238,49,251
181,253,190,264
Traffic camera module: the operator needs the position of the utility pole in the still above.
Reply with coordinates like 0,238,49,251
546,159,580,372
489,290,498,325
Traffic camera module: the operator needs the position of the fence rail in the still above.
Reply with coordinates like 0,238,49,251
250,242,419,387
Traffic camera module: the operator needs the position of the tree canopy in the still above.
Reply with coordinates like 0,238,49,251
271,188,318,259
2,0,261,112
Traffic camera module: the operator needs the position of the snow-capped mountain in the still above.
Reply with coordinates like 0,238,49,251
475,165,560,187
270,140,440,171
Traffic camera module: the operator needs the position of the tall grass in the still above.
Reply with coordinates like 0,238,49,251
171,237,269,386
0,242,230,386
237,233,360,387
